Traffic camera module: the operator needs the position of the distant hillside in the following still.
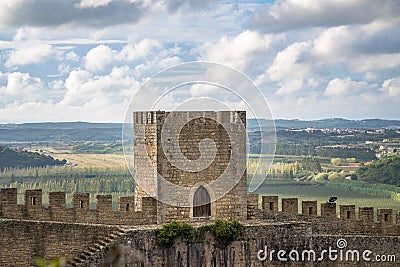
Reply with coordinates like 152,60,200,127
0,122,121,142
248,118,400,131
0,118,399,143
0,146,66,170
357,156,400,186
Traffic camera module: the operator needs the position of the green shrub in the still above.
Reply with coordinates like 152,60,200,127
156,220,243,248
156,221,194,247
199,219,243,247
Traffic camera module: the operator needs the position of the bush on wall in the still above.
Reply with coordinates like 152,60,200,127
156,219,243,248
156,221,194,247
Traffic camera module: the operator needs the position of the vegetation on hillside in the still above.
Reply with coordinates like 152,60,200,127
300,156,322,173
71,141,122,154
0,146,66,170
357,156,400,186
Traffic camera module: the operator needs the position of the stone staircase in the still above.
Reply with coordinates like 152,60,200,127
67,227,130,267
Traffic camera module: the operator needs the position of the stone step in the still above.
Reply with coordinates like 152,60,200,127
88,246,97,253
108,233,119,239
98,240,109,246
94,243,105,250
83,249,94,256
104,237,116,244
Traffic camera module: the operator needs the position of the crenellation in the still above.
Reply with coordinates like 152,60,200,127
0,187,398,234
359,207,374,223
261,196,278,213
339,204,356,220
0,188,17,205
302,200,317,216
96,194,113,211
282,198,298,214
25,189,42,207
321,202,336,218
377,208,393,225
119,196,135,212
49,191,66,208
73,193,90,210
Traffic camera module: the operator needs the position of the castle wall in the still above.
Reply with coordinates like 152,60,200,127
100,223,400,267
0,219,118,266
0,189,157,226
0,190,399,266
1,189,399,235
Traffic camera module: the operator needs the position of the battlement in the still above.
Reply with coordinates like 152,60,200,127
0,188,399,236
259,196,399,235
0,188,156,225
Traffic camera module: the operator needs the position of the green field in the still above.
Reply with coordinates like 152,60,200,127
255,184,400,215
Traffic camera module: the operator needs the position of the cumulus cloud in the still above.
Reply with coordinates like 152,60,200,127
84,45,115,72
62,66,139,107
250,0,400,32
5,41,60,67
83,39,174,73
0,1,399,121
0,72,46,105
265,41,319,95
312,23,400,62
324,77,372,97
380,77,400,97
199,30,272,71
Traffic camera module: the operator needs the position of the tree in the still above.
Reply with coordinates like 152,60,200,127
331,158,347,166
300,156,322,173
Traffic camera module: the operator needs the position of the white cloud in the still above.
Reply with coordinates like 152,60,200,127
117,39,162,62
0,72,46,104
266,41,316,95
5,41,59,67
349,54,400,73
250,0,400,32
199,30,272,71
76,0,113,9
65,51,80,62
62,66,139,107
380,78,400,97
84,45,115,72
324,77,372,97
83,39,164,72
0,1,399,121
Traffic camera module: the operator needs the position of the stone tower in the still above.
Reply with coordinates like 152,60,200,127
133,111,254,224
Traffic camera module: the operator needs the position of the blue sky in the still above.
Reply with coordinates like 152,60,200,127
0,0,399,122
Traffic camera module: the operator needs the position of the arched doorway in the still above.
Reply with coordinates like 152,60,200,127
193,186,211,217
